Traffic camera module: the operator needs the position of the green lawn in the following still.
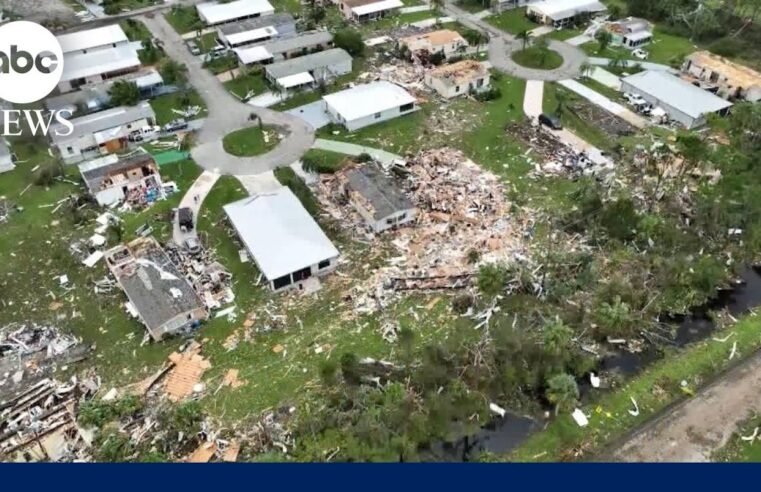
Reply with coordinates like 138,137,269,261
456,0,491,13
578,76,625,104
224,72,269,100
360,10,439,33
222,126,281,156
120,19,152,42
149,90,208,126
302,149,349,173
713,414,761,462
512,46,564,69
511,314,761,461
101,0,159,14
197,32,220,54
546,28,584,41
543,83,612,151
487,8,539,35
165,5,202,34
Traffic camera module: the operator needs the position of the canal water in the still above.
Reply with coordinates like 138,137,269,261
434,266,761,461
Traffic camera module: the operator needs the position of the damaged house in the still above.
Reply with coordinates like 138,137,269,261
399,29,469,59
334,0,404,22
425,60,491,99
602,17,653,49
224,188,340,292
51,102,157,164
105,237,208,341
339,163,417,233
682,51,761,102
78,151,165,207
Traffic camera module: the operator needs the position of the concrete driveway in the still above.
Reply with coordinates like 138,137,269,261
172,170,220,245
287,101,331,130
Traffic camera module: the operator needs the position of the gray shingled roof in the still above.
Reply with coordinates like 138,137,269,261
345,164,415,221
265,48,351,79
51,102,155,145
80,152,157,193
116,244,204,338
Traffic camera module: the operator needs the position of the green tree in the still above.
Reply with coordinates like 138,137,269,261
301,154,320,174
108,80,140,106
160,59,189,87
517,29,532,50
595,30,613,53
477,264,507,297
579,60,594,78
140,38,161,64
334,28,365,57
542,318,574,359
545,373,579,415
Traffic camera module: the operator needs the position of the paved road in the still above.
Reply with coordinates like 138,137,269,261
141,13,315,176
523,80,544,118
588,57,673,71
172,170,220,245
608,346,761,462
443,2,586,81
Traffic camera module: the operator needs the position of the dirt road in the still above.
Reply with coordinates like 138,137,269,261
609,348,761,462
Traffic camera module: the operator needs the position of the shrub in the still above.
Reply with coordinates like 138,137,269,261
334,28,364,57
473,86,502,102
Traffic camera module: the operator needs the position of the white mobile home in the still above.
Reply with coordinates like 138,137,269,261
58,45,142,93
224,188,340,292
621,70,733,129
323,81,418,131
197,0,275,26
264,48,352,91
57,24,130,55
527,0,607,27
51,102,157,164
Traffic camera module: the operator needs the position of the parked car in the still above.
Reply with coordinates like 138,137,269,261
538,113,563,130
186,40,201,56
164,118,189,133
178,207,194,232
184,236,201,255
632,48,649,60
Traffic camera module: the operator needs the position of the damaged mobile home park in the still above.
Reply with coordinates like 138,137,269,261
5,0,761,464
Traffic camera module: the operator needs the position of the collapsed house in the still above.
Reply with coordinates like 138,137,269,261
0,377,99,462
164,242,235,310
216,12,295,49
424,60,491,99
323,81,418,131
51,102,157,164
78,151,165,208
197,0,275,26
105,237,208,341
399,29,469,59
264,48,353,92
621,70,733,129
682,51,761,102
224,187,340,292
338,162,417,233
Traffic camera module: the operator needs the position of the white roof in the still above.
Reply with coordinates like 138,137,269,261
234,45,273,64
622,70,733,119
352,0,404,16
197,0,274,25
224,25,277,46
625,30,653,42
61,45,140,82
529,0,606,20
224,188,339,281
277,72,314,88
78,153,119,174
57,24,129,53
323,81,416,121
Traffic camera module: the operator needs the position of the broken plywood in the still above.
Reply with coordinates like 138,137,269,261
164,342,211,401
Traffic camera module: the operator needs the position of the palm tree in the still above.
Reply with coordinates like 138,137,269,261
595,30,613,53
430,0,445,14
607,53,627,71
517,30,532,51
546,373,579,415
554,89,568,118
542,319,574,359
579,60,594,79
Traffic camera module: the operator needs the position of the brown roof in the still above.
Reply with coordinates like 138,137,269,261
429,59,488,86
400,29,467,48
687,50,761,88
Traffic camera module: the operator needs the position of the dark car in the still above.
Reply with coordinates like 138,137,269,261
178,207,194,231
164,118,189,133
538,113,563,130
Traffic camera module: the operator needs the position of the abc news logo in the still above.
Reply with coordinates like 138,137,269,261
0,45,59,74
0,21,72,137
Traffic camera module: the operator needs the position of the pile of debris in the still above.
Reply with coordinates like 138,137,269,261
164,241,235,311
0,198,10,224
319,148,531,313
0,323,88,391
0,374,100,462
570,100,636,138
508,123,614,178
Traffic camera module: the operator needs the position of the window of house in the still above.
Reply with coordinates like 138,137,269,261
273,274,292,290
455,85,460,92
477,78,484,87
66,146,74,154
400,103,414,112
318,259,331,269
374,112,381,119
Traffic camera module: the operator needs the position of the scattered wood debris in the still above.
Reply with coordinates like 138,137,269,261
164,342,211,401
